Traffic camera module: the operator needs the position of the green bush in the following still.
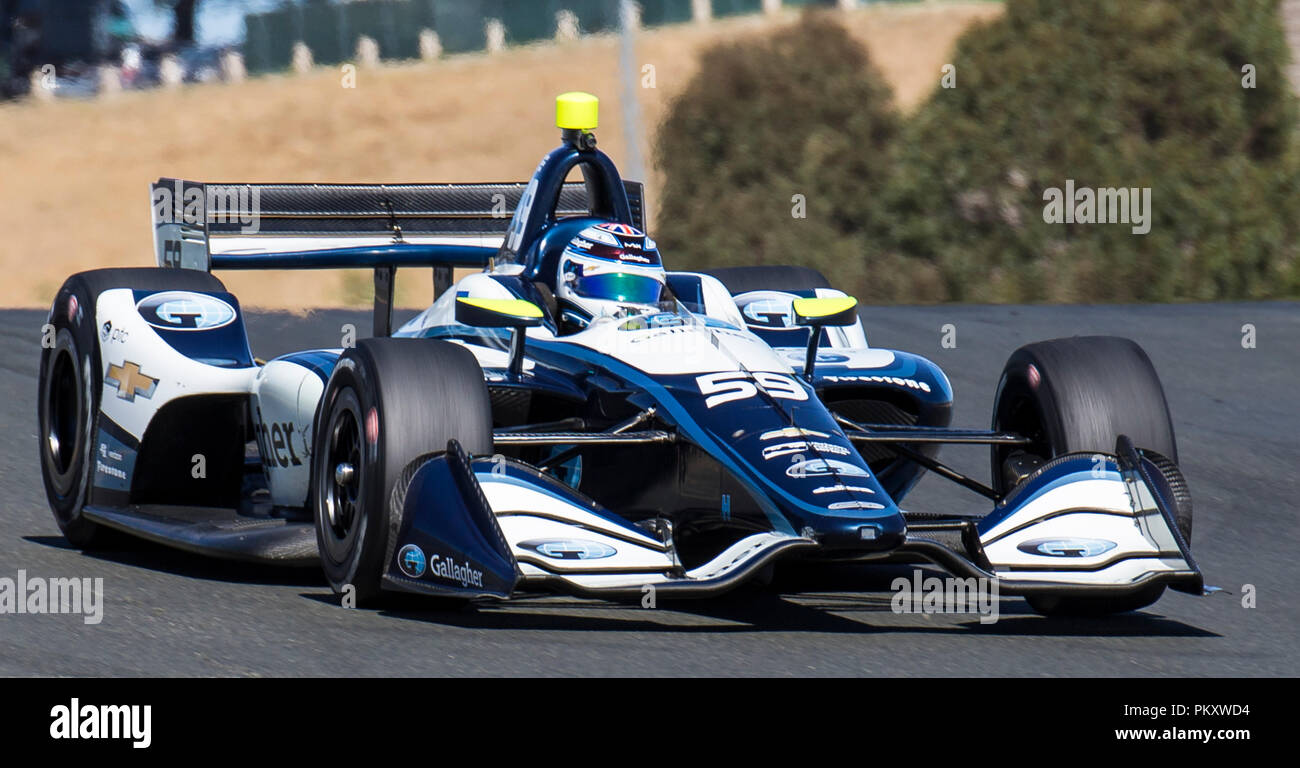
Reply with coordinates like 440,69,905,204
885,0,1300,302
653,11,900,297
655,2,1300,302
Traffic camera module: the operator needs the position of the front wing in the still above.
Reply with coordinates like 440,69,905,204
381,438,1202,602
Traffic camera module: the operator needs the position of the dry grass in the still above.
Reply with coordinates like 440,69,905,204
0,2,999,309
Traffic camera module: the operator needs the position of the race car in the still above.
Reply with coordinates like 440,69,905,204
37,92,1202,616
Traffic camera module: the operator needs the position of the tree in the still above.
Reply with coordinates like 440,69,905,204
654,11,900,297
881,0,1300,302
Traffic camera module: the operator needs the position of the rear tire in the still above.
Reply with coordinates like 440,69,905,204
702,265,832,295
312,338,492,606
38,268,226,547
990,336,1189,616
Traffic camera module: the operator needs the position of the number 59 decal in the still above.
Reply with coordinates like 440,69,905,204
696,371,809,408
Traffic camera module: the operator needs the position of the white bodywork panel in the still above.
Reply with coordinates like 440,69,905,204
479,471,675,583
251,359,326,507
979,472,1195,586
97,287,332,508
556,318,793,375
95,289,257,441
475,470,817,593
689,272,747,330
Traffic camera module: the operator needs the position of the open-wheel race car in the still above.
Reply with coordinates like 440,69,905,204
37,93,1202,616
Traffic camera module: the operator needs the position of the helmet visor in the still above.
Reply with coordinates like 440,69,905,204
569,271,664,305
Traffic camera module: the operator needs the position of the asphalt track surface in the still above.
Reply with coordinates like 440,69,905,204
1,303,1295,677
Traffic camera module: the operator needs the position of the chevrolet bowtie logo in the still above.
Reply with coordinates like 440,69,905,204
105,361,158,402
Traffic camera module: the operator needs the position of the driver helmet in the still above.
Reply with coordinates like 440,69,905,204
554,222,667,332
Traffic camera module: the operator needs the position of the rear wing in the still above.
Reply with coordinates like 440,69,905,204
150,178,646,334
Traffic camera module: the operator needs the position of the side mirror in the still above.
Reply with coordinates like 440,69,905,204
455,297,544,377
455,297,544,328
791,296,858,381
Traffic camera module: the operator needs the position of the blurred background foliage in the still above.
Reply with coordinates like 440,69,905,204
656,1,1300,303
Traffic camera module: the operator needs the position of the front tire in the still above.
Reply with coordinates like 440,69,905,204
312,338,492,606
38,326,100,546
990,336,1190,616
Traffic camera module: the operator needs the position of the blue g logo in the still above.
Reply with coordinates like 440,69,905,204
136,291,236,331
397,544,427,578
1017,538,1118,558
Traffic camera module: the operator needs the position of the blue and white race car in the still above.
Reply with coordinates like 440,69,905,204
37,93,1202,616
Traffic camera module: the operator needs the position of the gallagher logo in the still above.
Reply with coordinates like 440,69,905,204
136,291,236,331
429,554,484,588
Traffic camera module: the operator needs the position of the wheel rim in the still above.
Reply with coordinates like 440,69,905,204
992,370,1054,493
999,392,1050,457
319,391,364,561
